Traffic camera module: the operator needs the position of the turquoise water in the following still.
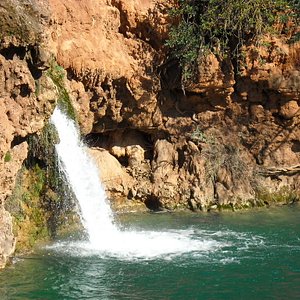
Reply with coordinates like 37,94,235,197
1,205,300,299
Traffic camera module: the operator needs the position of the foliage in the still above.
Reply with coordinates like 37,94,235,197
198,135,247,183
27,122,59,169
4,151,12,162
166,0,300,81
26,121,76,231
190,126,207,143
6,118,77,252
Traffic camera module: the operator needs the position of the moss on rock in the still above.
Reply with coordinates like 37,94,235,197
46,60,77,120
256,186,299,206
5,165,50,252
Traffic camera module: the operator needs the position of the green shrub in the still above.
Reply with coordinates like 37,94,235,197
166,0,300,82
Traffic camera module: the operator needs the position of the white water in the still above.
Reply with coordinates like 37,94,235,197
51,107,117,245
50,107,230,259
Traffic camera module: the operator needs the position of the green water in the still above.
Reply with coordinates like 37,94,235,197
1,205,300,299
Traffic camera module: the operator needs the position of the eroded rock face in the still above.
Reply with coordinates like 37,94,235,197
0,0,57,268
41,0,300,213
46,0,167,135
0,208,15,268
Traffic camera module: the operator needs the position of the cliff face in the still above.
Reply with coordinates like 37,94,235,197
46,0,300,210
0,0,57,267
0,0,299,267
47,0,168,134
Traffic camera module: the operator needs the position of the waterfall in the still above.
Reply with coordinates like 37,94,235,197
50,107,225,259
50,107,117,245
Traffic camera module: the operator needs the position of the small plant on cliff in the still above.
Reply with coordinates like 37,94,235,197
166,0,300,82
190,126,207,143
4,151,12,162
201,138,248,184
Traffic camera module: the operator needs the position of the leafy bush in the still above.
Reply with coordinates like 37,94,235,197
166,0,300,81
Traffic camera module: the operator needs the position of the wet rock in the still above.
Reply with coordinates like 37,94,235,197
188,198,198,211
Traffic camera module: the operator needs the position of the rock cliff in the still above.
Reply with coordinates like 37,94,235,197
45,0,299,211
0,0,299,267
0,0,56,267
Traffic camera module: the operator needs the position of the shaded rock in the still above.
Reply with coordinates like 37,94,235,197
126,145,145,168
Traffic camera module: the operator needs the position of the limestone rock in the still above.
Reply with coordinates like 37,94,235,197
46,0,166,132
0,0,56,268
88,148,133,202
126,145,145,168
279,100,299,119
0,207,16,268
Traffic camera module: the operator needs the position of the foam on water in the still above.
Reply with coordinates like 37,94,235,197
48,228,230,260
47,227,267,262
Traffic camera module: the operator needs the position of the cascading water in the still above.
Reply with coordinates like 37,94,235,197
51,107,117,245
50,107,228,259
